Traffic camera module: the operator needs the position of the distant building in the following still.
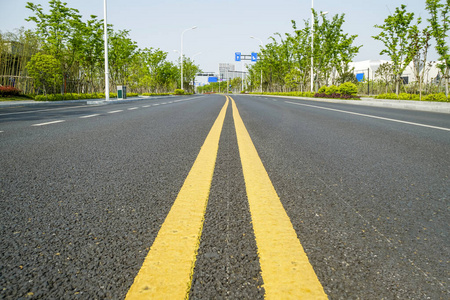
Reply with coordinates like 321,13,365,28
195,63,248,88
349,60,445,84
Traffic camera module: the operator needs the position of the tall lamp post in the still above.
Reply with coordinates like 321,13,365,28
103,0,109,101
180,26,197,91
250,36,264,93
310,0,328,92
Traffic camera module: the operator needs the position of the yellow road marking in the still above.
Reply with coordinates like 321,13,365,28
230,96,327,299
126,98,229,300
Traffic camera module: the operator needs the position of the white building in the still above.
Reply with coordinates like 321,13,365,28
349,60,445,84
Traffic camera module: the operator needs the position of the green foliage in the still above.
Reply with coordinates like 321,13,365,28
33,92,119,101
246,12,360,92
372,4,421,94
376,93,398,99
142,93,171,96
376,92,449,102
398,93,419,100
249,91,315,97
174,89,185,95
338,82,358,95
26,0,83,77
325,85,339,94
318,86,327,93
426,0,450,96
422,93,448,101
26,52,62,93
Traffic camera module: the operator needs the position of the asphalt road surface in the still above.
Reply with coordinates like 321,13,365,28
1,94,449,299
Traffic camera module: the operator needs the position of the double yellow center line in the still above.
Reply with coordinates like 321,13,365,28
126,96,327,299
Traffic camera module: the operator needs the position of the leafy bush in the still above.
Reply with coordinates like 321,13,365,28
142,92,171,96
318,86,327,93
174,89,185,95
422,93,448,102
0,86,21,97
251,91,315,97
314,92,360,100
376,93,398,99
325,85,339,95
398,93,420,100
338,82,358,95
26,53,62,94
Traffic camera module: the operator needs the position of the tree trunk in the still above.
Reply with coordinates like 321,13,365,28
445,67,449,97
396,76,400,95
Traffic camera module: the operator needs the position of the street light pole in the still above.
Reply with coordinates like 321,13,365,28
250,36,264,93
180,26,197,91
103,0,109,101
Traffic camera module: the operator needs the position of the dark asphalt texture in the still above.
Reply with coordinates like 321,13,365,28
0,95,224,299
233,95,449,299
190,103,264,299
1,94,449,299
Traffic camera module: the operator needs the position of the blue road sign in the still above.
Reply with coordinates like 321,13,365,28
251,52,257,62
235,52,241,62
208,77,218,83
356,73,364,82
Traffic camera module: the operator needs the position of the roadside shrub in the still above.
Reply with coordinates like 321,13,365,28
338,82,358,95
422,93,448,102
142,92,171,96
174,89,185,95
314,92,360,100
318,86,327,93
376,93,398,99
398,93,420,100
0,86,21,97
325,85,339,95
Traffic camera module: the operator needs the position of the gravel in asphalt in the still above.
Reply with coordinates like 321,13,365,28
190,103,265,299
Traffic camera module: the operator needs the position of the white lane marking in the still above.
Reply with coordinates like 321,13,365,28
161,102,167,104
285,101,450,132
153,104,160,106
167,101,173,104
31,120,66,127
142,105,151,108
108,110,123,114
128,107,139,110
79,114,100,119
0,105,102,116
0,131,4,133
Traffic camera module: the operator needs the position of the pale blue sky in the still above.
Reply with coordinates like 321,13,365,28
0,0,440,73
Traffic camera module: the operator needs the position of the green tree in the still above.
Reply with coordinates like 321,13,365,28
372,4,421,95
411,27,432,100
26,52,62,94
76,15,104,93
426,0,450,96
375,62,394,93
181,57,201,93
26,0,83,82
286,21,311,91
108,29,137,87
